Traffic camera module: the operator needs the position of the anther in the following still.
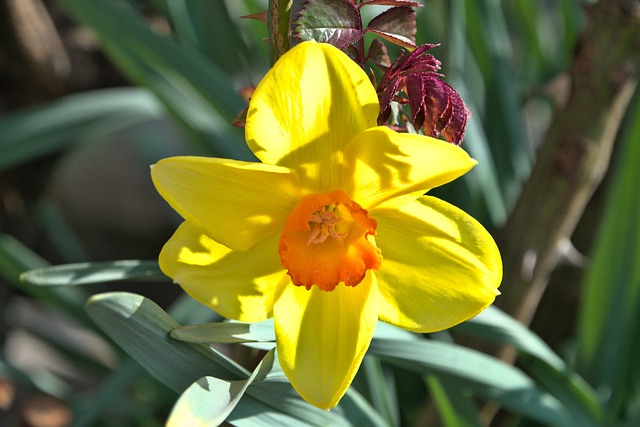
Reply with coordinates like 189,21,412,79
307,210,346,245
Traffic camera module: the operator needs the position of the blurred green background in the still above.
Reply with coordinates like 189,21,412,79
1,0,639,426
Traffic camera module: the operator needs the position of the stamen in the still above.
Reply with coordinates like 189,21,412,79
279,189,382,291
307,209,346,245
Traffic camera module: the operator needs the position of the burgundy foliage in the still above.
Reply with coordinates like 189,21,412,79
377,44,469,145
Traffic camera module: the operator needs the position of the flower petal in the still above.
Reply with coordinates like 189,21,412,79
372,196,501,332
151,156,301,251
341,126,476,209
273,273,378,409
159,222,285,322
246,41,379,193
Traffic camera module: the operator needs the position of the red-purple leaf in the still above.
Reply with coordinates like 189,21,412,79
440,84,469,143
376,44,470,145
367,39,391,68
294,0,363,49
365,6,416,49
360,0,422,7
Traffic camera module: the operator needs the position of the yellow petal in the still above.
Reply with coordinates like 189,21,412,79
341,126,477,209
159,222,285,322
273,273,378,409
372,196,502,332
151,156,301,251
246,41,379,193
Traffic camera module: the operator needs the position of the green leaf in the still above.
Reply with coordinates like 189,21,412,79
152,0,253,75
171,320,276,344
369,338,586,427
434,80,508,226
366,6,417,49
295,0,363,48
172,318,417,345
0,233,90,325
456,306,564,368
425,375,481,427
576,95,640,419
21,260,166,287
167,351,275,427
456,306,602,423
361,355,399,427
86,292,341,426
0,88,164,173
246,379,353,427
338,387,390,427
58,0,253,160
467,0,532,203
523,356,604,426
86,291,247,392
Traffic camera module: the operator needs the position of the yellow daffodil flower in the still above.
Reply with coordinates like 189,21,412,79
151,41,502,410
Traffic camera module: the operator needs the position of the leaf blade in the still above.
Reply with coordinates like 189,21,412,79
167,351,276,427
369,338,585,427
366,6,417,49
294,0,363,48
21,260,167,287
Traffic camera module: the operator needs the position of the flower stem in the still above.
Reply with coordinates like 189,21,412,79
268,0,292,65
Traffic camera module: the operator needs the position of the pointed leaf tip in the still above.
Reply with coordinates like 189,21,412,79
366,6,417,49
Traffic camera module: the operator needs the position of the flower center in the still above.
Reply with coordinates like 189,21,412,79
307,208,346,245
279,189,382,292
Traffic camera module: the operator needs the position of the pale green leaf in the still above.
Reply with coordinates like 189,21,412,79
167,351,275,427
21,260,166,287
0,88,164,173
85,292,247,392
456,306,602,423
86,292,346,426
369,338,587,427
172,320,276,344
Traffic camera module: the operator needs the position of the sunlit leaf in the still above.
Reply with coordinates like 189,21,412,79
366,6,417,49
21,260,166,287
457,306,602,423
369,338,587,427
86,292,346,426
86,292,247,392
457,306,564,368
167,351,275,427
294,0,363,48
171,321,276,344
377,44,469,144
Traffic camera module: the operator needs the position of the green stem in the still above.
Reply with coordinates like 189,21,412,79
267,0,292,65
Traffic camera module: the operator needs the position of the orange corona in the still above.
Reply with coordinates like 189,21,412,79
279,189,382,291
